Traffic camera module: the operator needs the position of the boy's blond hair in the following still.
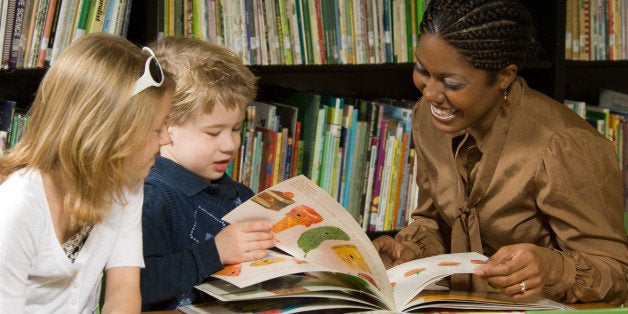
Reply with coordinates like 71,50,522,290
0,33,175,228
150,36,258,125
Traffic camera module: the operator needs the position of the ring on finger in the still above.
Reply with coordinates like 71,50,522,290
520,280,526,294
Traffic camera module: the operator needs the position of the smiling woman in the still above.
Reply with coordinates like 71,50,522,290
372,0,628,307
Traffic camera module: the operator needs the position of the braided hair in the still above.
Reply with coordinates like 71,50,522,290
420,0,542,73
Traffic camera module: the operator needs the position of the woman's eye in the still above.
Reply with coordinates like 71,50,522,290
414,64,429,76
444,81,464,90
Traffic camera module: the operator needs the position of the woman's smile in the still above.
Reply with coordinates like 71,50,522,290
430,102,459,122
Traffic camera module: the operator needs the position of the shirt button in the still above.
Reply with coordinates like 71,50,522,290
73,283,79,289
71,299,77,305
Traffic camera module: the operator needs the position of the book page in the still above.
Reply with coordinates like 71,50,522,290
211,251,322,288
222,175,394,307
386,252,488,310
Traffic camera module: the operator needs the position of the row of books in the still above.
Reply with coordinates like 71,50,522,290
564,0,628,61
0,98,29,154
226,87,419,232
158,0,429,66
564,88,628,211
0,0,133,69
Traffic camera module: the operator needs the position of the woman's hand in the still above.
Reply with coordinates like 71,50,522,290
474,243,563,301
215,220,277,265
372,235,418,269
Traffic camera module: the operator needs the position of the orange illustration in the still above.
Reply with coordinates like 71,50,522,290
250,256,285,266
270,205,323,233
404,268,426,277
470,259,486,264
437,261,461,266
214,263,242,276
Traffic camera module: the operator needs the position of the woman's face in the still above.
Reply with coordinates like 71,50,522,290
413,33,505,135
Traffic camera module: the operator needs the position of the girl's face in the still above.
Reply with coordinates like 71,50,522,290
162,103,245,183
128,94,173,180
413,33,506,136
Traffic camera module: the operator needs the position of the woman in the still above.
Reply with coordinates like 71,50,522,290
0,33,174,313
373,0,628,306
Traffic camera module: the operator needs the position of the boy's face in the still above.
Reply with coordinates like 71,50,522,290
162,102,245,183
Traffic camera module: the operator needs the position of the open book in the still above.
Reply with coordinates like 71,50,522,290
181,175,572,313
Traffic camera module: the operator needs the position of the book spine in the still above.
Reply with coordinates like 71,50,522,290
310,107,326,185
1,0,17,69
292,121,302,177
8,0,26,68
87,0,108,33
294,0,308,64
37,0,57,67
362,136,378,231
314,0,326,64
73,0,94,41
368,118,388,232
101,0,118,34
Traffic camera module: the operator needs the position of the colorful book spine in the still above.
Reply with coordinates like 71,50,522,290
1,0,18,69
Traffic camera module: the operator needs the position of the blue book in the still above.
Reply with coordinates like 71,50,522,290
0,99,17,133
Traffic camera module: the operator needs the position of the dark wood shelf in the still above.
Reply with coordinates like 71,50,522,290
0,68,48,109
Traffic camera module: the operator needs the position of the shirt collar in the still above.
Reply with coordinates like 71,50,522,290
153,156,238,199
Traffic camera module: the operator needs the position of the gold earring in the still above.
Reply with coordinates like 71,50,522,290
503,89,510,107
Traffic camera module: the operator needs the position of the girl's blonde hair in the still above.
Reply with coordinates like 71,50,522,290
149,36,257,125
0,33,174,228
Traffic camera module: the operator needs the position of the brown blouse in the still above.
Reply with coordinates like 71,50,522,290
396,77,628,305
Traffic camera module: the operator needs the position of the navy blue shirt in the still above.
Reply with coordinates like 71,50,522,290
140,157,254,311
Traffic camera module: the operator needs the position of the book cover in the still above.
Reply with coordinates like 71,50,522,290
260,86,323,181
586,105,611,140
0,99,17,133
251,101,277,131
184,175,573,313
257,127,280,191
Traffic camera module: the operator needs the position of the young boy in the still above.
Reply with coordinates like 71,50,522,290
140,37,277,311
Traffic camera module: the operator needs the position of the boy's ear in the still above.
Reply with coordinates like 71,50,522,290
167,123,175,140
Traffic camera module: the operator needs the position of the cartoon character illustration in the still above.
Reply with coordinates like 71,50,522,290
214,263,242,276
270,205,323,233
437,261,461,266
331,244,371,273
404,268,426,277
250,256,286,266
296,226,349,257
252,189,295,211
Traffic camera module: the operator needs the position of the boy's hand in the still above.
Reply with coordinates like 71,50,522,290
215,220,277,265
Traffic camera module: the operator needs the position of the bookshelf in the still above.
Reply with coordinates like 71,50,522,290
1,0,627,189
5,0,625,109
